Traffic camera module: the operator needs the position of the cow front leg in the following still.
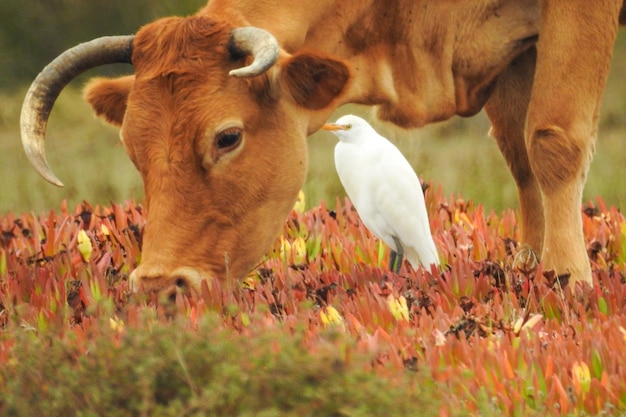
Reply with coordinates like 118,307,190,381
526,0,621,285
485,48,544,255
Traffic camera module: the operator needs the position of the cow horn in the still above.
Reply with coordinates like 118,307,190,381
20,35,134,187
228,27,279,78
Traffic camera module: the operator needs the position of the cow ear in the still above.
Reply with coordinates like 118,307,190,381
83,75,134,127
280,52,350,110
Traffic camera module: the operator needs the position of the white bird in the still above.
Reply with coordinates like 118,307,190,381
322,114,440,272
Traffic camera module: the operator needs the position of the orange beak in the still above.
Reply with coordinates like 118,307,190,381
322,123,351,131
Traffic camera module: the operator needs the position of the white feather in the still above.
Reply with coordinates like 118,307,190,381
327,114,440,269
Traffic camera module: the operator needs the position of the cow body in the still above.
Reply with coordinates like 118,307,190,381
21,0,624,295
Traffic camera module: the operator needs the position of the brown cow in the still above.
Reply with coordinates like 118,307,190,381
20,1,624,297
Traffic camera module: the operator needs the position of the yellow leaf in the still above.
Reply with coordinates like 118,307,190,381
459,212,474,230
619,326,626,343
100,224,110,236
241,276,256,290
513,316,524,334
291,237,307,263
240,312,250,327
433,329,446,346
513,313,543,334
522,314,543,330
572,361,591,395
320,306,344,330
109,316,124,333
279,236,291,263
293,190,306,214
486,334,501,351
387,294,409,321
77,230,93,262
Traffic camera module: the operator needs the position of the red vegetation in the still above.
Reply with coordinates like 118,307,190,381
0,186,625,415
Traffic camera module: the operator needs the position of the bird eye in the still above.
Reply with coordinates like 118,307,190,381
215,128,242,151
346,124,353,130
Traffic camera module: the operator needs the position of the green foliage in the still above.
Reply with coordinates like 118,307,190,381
0,311,443,417
0,0,202,90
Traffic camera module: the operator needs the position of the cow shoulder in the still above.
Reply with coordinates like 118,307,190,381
83,75,134,127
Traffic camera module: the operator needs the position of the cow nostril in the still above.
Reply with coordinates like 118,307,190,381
130,267,204,303
175,277,187,289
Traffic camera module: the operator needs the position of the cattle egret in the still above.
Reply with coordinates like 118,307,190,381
323,115,440,272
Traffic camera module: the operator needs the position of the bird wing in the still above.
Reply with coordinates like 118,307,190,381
334,141,399,250
373,143,439,267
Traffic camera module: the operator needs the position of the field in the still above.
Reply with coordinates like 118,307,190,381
0,189,625,416
0,24,625,417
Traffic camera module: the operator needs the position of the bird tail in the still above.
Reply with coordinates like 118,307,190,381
405,240,440,269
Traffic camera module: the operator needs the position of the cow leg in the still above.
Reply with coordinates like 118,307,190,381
526,1,621,284
484,48,544,255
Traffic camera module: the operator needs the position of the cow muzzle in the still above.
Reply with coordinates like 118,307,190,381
129,266,209,302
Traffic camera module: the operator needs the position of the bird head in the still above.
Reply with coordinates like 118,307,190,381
321,114,375,143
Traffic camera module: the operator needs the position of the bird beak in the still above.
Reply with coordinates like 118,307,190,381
322,123,351,131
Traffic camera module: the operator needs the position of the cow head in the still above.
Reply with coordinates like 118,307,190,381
20,15,350,298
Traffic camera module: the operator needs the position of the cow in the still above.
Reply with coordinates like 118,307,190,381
20,1,625,298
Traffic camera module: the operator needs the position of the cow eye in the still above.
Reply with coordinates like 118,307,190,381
216,128,242,151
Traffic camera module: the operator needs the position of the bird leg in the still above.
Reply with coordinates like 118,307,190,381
389,236,404,273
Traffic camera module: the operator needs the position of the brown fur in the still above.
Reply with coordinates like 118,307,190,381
78,0,625,292
282,53,351,110
83,76,134,126
84,15,351,294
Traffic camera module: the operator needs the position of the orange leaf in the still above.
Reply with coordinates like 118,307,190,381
545,355,554,380
551,375,569,414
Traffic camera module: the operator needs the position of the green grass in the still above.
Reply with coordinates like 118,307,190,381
1,32,625,215
0,88,144,216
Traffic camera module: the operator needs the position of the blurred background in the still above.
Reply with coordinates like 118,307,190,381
0,1,624,216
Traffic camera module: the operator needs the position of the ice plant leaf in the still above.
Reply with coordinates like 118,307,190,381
572,361,591,396
307,235,322,260
241,276,256,290
109,316,125,333
433,329,446,346
523,314,543,330
513,316,524,334
514,313,543,334
387,294,409,321
619,326,626,343
591,349,603,379
0,250,6,276
376,239,385,267
77,230,93,262
320,306,344,330
620,222,626,263
293,190,306,214
240,312,250,327
598,296,608,315
43,210,57,258
291,237,307,264
279,236,291,263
